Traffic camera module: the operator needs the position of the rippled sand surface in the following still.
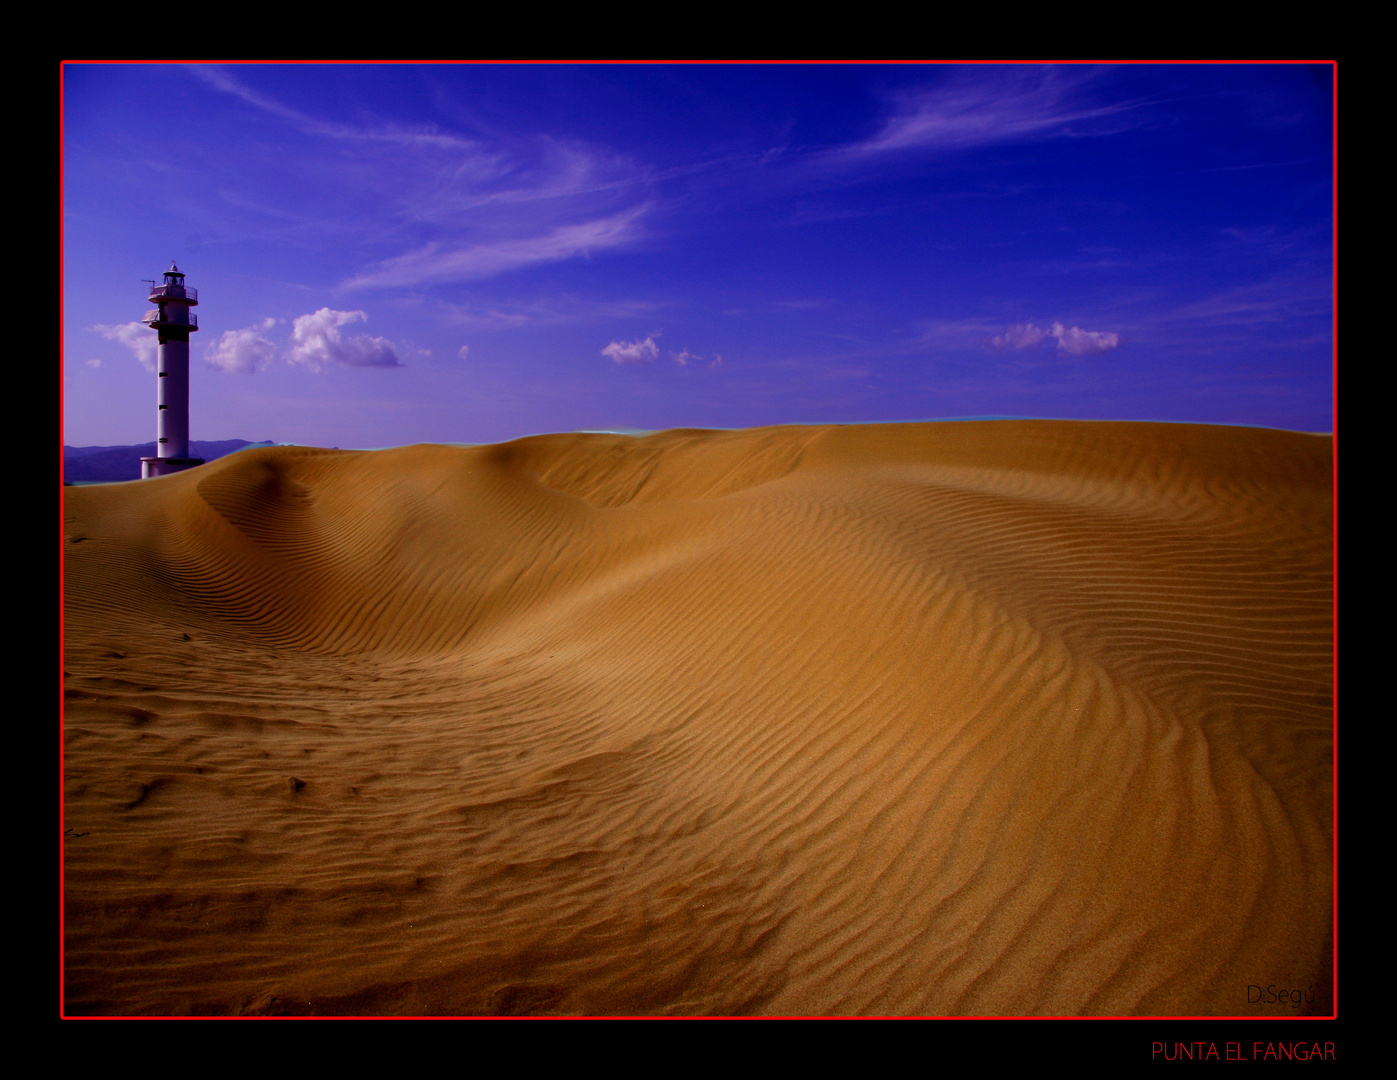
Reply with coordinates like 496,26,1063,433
62,421,1333,1015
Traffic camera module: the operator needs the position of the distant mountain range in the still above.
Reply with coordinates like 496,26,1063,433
63,440,277,483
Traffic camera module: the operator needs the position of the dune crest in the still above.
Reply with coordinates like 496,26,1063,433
63,421,1332,1016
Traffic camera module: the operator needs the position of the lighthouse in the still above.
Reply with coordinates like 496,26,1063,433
139,263,205,478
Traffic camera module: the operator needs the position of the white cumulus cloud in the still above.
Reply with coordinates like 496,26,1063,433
601,335,660,365
287,309,402,371
86,358,102,369
205,318,279,374
989,323,1052,350
93,321,157,371
988,320,1121,356
669,348,723,368
1050,321,1121,356
458,345,470,360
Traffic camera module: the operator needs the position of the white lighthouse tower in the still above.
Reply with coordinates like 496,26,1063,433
139,263,205,478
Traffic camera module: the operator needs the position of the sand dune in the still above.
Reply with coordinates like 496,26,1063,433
61,421,1333,1016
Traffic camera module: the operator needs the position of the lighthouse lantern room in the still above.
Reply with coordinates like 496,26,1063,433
139,263,205,479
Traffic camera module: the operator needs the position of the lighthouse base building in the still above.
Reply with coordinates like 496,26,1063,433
140,454,205,479
139,263,204,479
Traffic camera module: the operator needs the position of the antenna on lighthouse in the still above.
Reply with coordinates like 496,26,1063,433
139,265,206,479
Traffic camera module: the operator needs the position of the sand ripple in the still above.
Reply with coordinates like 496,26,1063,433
62,421,1332,1015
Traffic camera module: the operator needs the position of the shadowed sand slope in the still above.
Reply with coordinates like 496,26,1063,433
62,421,1333,1016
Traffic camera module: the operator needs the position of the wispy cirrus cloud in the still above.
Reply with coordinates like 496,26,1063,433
193,66,486,153
845,67,1142,159
434,295,658,331
193,68,651,293
343,206,648,290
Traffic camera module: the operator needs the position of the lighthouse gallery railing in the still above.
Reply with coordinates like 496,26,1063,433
148,284,198,302
142,309,198,328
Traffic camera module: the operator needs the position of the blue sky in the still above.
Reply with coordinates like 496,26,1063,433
63,63,1334,448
